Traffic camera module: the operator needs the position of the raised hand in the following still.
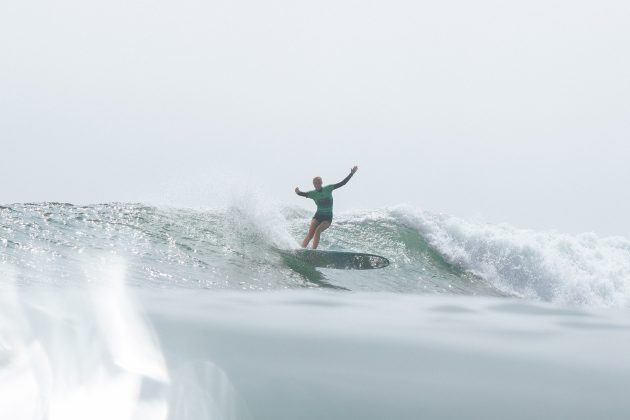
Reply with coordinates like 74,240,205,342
295,187,301,194
351,165,358,174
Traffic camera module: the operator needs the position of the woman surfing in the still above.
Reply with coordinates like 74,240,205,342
295,166,358,249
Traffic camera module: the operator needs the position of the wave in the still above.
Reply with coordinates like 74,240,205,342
390,206,630,307
1,202,629,307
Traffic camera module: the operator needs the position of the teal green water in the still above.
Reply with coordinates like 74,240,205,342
2,202,629,305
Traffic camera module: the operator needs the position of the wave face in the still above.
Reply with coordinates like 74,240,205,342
1,202,629,307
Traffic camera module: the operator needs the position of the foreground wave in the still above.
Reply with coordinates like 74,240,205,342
2,283,630,420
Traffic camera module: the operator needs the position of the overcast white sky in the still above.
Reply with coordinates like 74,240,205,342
1,0,629,236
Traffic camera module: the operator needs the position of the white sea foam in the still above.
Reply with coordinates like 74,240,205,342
392,206,630,307
227,193,298,250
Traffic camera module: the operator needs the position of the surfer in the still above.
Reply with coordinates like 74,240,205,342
295,166,358,249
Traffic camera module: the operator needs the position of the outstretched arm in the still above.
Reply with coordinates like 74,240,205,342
333,166,358,190
295,187,309,197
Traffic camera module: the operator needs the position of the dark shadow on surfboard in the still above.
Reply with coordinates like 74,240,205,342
274,247,390,290
291,249,390,270
274,248,351,291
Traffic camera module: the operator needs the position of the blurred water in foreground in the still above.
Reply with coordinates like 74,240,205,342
2,280,629,420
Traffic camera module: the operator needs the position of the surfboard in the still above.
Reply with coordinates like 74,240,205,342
288,249,389,270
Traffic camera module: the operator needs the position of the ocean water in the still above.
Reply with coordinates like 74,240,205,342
1,202,630,419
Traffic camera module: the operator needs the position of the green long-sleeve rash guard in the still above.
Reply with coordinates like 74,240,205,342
305,185,335,215
296,171,354,216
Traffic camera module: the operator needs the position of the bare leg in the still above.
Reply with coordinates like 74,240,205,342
312,221,330,249
301,219,320,248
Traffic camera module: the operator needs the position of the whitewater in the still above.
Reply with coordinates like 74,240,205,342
2,202,630,419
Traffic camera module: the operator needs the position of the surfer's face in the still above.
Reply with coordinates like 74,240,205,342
313,177,322,189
